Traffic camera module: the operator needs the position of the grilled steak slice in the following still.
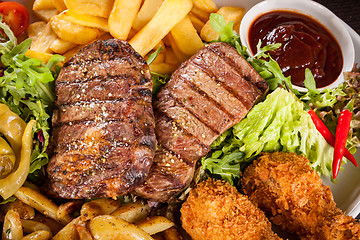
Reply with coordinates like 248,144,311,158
135,42,268,202
46,39,156,199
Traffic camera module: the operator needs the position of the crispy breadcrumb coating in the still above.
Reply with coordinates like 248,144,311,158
180,178,282,240
241,152,360,240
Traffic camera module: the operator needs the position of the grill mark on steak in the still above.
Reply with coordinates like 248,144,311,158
135,42,268,202
46,39,156,199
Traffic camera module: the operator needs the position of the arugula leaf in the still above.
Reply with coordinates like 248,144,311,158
147,46,163,65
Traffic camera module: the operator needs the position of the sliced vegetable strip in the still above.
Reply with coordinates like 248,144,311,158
308,109,357,167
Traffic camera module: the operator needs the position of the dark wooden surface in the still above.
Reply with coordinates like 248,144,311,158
315,0,360,35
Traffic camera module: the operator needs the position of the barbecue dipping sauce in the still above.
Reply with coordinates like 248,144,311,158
248,11,343,88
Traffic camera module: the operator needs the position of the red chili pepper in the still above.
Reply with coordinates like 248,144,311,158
308,110,357,168
333,109,353,179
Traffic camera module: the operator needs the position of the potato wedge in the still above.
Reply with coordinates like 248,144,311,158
56,201,82,223
1,199,35,220
34,9,58,22
52,217,85,240
33,0,55,11
191,0,217,13
21,220,52,235
64,0,114,18
22,230,51,240
63,45,84,62
108,0,142,40
89,215,153,240
170,15,203,56
111,201,150,223
2,210,23,240
30,22,57,53
50,38,77,54
80,198,121,221
60,10,109,32
75,225,93,240
132,0,163,31
52,0,67,12
200,6,245,42
50,14,101,45
129,0,193,56
136,216,174,235
27,21,47,43
163,227,183,240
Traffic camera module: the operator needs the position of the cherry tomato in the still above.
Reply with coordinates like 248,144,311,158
0,2,29,37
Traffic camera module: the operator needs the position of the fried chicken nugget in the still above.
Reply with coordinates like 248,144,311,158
241,152,360,240
180,178,282,240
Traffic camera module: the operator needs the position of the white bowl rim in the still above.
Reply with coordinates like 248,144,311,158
239,0,355,92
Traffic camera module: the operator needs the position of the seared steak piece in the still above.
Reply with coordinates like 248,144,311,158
46,39,156,199
135,42,268,202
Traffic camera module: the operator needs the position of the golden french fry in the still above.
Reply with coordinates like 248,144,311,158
13,187,72,225
63,45,84,62
52,217,85,240
163,227,183,240
25,50,53,64
22,231,51,240
30,22,57,53
111,201,150,223
164,47,179,65
136,216,174,235
64,0,114,18
188,13,205,33
170,15,204,56
75,225,93,240
149,63,178,75
89,215,154,240
129,0,193,56
52,0,67,12
33,9,58,22
27,21,47,43
166,33,190,63
190,6,210,22
108,0,142,40
2,210,23,240
21,220,52,235
50,38,77,54
33,0,55,11
50,14,101,45
80,198,121,221
191,0,217,13
132,0,163,31
200,6,245,42
60,10,109,32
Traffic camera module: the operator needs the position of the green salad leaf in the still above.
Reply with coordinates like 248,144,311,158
0,20,64,178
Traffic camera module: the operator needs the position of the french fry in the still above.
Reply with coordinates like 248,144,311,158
63,45,84,62
21,220,52,235
111,201,150,223
30,22,57,53
149,63,178,75
52,0,67,12
80,198,121,221
190,6,211,22
60,10,109,32
75,225,94,240
163,227,184,240
170,16,204,56
191,0,217,13
22,230,51,240
13,187,71,225
52,217,85,240
64,0,114,18
164,47,179,65
200,6,245,42
129,0,193,56
108,0,142,40
89,215,153,240
27,21,47,43
166,33,190,63
50,14,101,45
2,210,23,240
132,0,164,31
34,9,58,22
50,38,77,54
25,50,53,64
136,216,174,235
33,0,55,11
188,13,205,33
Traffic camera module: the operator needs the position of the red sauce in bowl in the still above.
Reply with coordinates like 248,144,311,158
248,11,343,88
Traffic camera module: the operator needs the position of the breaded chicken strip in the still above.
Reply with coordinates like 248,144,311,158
241,152,360,240
180,178,282,240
